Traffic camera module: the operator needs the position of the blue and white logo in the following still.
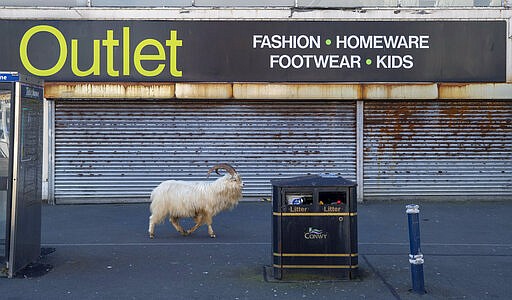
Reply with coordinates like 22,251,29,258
304,227,328,239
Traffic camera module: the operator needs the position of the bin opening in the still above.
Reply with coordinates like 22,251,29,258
286,193,313,206
319,191,346,207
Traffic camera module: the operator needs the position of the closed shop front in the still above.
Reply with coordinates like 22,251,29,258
363,100,512,201
51,99,356,204
0,17,509,203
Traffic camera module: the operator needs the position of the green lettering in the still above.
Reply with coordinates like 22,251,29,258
102,30,119,77
123,27,130,76
134,39,165,77
71,39,100,76
19,25,67,76
166,30,182,77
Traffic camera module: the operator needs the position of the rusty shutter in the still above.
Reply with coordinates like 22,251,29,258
363,100,512,201
52,99,356,204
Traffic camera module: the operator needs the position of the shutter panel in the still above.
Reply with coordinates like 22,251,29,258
53,99,356,203
364,100,512,200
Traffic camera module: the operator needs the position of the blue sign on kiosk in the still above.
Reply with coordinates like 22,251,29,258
0,71,44,278
0,73,20,82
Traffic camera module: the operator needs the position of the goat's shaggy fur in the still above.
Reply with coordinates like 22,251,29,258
148,165,243,238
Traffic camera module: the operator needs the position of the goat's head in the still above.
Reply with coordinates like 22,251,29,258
207,163,244,189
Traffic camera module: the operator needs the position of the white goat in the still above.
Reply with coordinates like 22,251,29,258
148,163,243,238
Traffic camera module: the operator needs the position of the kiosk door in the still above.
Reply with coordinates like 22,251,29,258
0,72,44,278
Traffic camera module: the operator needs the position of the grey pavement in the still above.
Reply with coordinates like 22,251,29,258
1,200,511,299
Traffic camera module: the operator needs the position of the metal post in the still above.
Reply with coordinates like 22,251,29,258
356,100,364,202
406,204,426,294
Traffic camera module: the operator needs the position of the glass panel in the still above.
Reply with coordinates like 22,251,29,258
0,0,88,7
0,82,12,260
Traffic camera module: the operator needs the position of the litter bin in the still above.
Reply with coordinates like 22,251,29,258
271,173,358,280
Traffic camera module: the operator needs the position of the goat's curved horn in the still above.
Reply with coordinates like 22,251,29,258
207,163,237,177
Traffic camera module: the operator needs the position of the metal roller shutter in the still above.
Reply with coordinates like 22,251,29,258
364,100,512,201
52,99,356,204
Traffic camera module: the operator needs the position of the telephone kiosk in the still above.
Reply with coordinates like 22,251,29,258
0,72,44,278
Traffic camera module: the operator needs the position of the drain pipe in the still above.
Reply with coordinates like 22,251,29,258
406,204,426,294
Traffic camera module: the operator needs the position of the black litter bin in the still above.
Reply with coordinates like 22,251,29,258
271,173,358,280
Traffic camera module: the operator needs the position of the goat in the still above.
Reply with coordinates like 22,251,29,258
148,163,243,238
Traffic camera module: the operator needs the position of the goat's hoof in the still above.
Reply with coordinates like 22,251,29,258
181,231,190,236
210,234,216,238
149,234,154,239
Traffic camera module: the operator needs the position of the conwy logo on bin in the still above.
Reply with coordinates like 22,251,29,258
304,227,328,240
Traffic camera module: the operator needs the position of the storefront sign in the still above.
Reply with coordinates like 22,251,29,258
0,20,506,82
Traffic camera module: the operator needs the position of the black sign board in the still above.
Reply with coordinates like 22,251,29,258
0,20,506,82
21,85,44,100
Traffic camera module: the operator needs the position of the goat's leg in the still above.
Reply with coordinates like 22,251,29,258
148,215,156,239
148,214,165,239
186,213,205,235
170,217,189,236
204,215,216,238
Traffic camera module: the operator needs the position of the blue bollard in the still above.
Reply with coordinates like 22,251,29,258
406,204,426,294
